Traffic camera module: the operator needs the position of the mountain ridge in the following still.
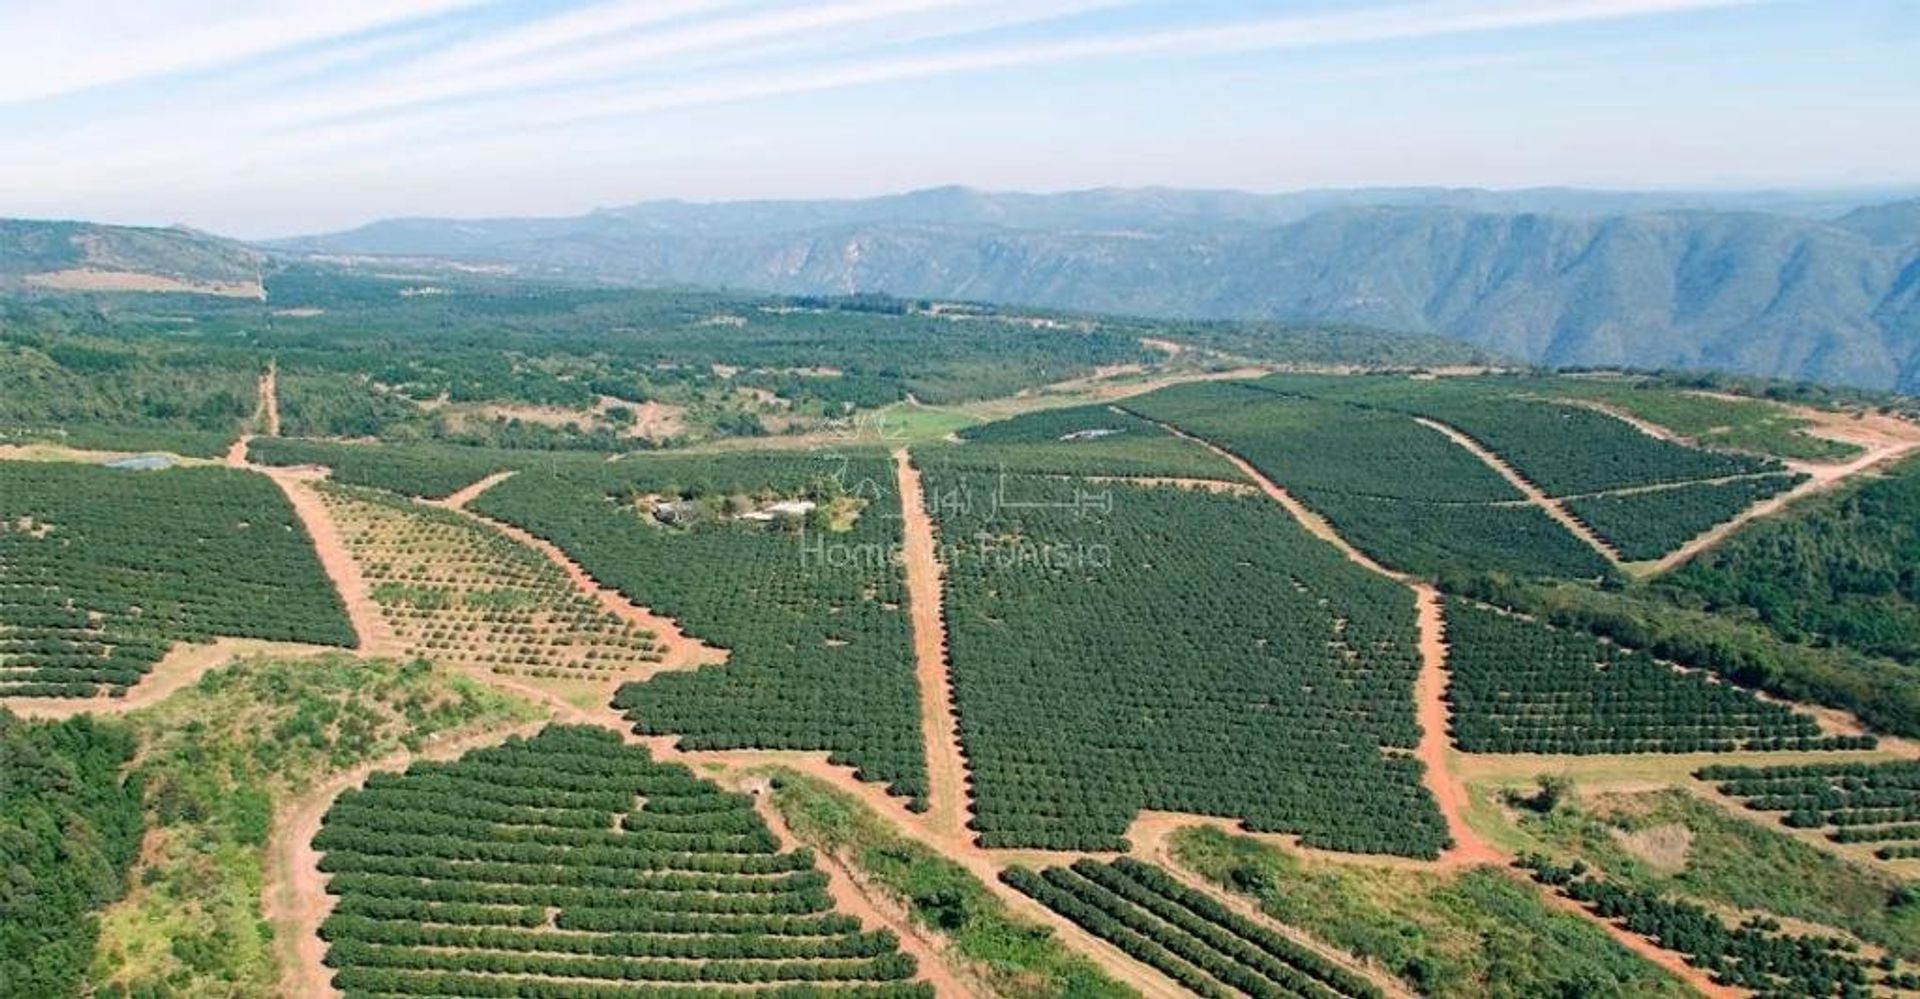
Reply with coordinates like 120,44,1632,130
271,187,1920,392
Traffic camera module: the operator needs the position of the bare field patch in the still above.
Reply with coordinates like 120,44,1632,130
25,267,264,298
1611,821,1694,873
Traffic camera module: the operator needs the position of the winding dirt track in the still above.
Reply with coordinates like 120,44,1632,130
749,781,980,999
1411,416,1624,564
893,450,974,839
435,469,516,510
1118,414,1755,995
263,720,547,999
435,473,727,670
1650,424,1920,574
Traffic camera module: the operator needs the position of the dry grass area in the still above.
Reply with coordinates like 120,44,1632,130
1612,822,1694,873
319,484,670,682
596,395,687,439
24,267,263,298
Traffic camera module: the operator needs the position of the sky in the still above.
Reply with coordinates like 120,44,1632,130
0,0,1914,238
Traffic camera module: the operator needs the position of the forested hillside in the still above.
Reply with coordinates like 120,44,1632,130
274,187,1920,391
1660,458,1920,662
0,711,143,996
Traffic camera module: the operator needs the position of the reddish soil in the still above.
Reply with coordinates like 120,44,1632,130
1,638,337,720
223,434,250,468
447,495,726,671
261,362,281,437
748,780,978,998
264,469,396,655
1412,416,1624,564
893,450,973,839
1412,586,1507,867
263,720,546,999
434,469,515,511
1531,881,1744,998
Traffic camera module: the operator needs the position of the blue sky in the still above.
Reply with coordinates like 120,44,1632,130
1,0,1913,237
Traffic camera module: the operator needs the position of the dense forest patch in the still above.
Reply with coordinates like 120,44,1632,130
0,710,142,996
1660,459,1920,663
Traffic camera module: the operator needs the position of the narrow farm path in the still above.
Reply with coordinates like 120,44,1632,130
748,779,980,999
263,719,546,999
1412,586,1506,868
1411,416,1624,564
223,434,250,467
893,449,974,840
222,364,278,467
0,638,338,719
434,468,515,510
1126,411,1502,866
265,469,395,655
447,497,728,670
260,359,281,437
1651,429,1920,574
1129,412,1400,576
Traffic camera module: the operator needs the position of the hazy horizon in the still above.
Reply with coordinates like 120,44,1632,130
3,0,1916,238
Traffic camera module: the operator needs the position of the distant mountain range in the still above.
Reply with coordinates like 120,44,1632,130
268,186,1920,392
5,185,1920,392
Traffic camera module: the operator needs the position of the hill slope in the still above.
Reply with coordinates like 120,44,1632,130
0,219,262,298
277,188,1920,391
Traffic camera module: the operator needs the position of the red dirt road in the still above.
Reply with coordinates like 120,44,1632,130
1412,586,1506,868
1128,411,1503,865
893,449,973,839
1412,415,1624,564
263,720,546,999
264,469,395,655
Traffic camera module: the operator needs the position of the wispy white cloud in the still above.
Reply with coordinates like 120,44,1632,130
5,0,1887,238
0,0,486,105
274,0,1767,142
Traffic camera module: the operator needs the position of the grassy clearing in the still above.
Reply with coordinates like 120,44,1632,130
86,655,538,997
1532,378,1861,462
1511,786,1920,961
763,766,1133,999
1169,826,1690,998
